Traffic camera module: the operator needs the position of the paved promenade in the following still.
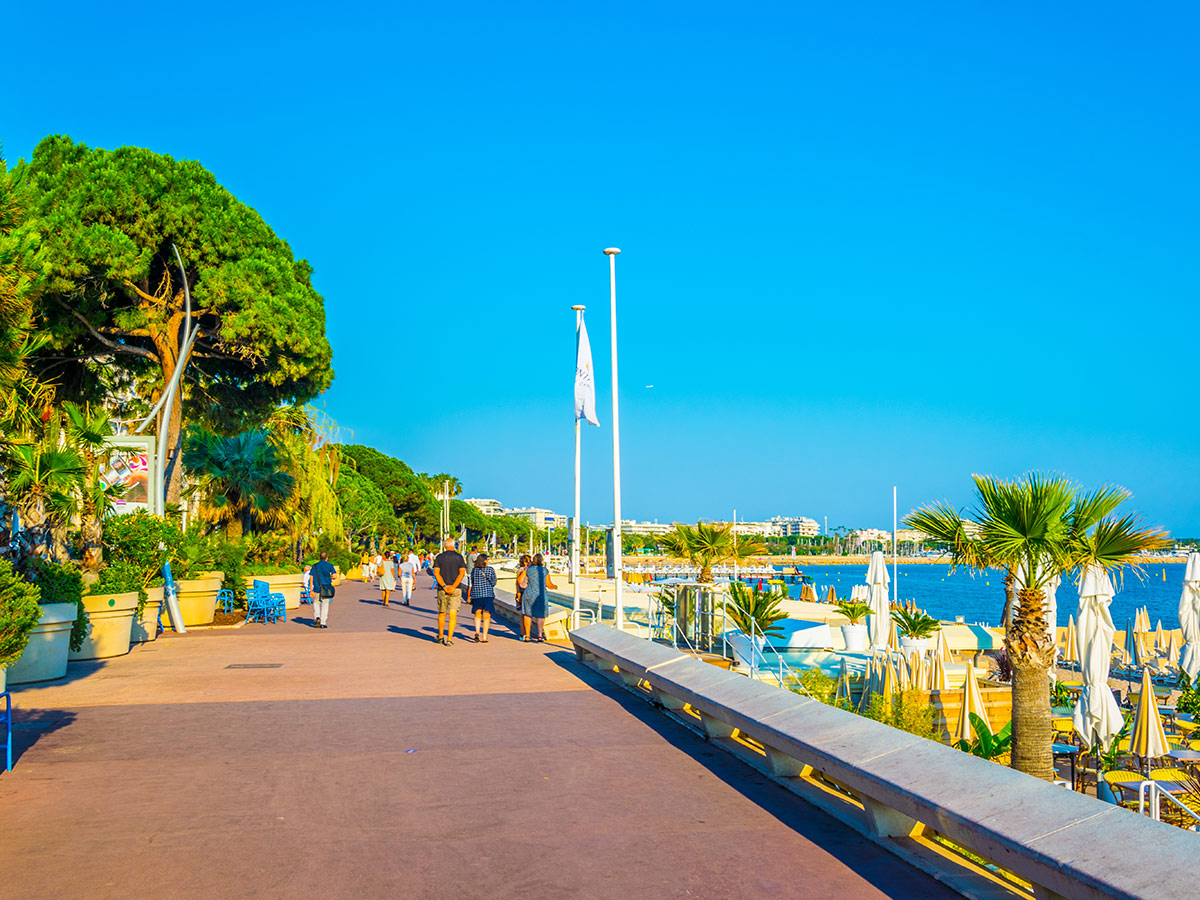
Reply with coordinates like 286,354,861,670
1,574,955,900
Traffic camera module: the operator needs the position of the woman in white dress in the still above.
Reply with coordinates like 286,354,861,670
379,551,396,606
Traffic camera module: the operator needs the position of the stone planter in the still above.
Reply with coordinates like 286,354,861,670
6,602,80,684
70,591,138,661
242,572,304,609
131,585,164,643
841,623,869,652
0,666,6,692
174,576,223,626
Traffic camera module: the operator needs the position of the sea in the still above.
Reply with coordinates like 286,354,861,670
771,562,1188,631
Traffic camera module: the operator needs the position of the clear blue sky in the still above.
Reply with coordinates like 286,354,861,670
7,3,1199,532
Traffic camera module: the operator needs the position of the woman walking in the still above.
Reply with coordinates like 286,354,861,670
516,553,556,642
379,550,396,606
466,553,497,642
515,553,531,641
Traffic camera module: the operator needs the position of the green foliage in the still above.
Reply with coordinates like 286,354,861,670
17,135,333,430
1176,670,1200,717
1051,678,1074,708
103,511,183,587
209,539,248,600
246,531,292,567
25,558,87,652
660,521,765,582
891,607,941,639
337,467,400,543
861,689,940,740
183,426,294,539
955,715,1013,759
798,667,837,704
1093,714,1134,772
723,581,789,639
835,600,872,624
0,559,42,668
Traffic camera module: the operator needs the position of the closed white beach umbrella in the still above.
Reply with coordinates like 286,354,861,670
934,628,953,665
1154,620,1166,655
866,550,891,650
834,658,852,706
1166,629,1181,666
930,647,949,693
1178,552,1200,681
953,663,990,743
1129,666,1170,769
1063,614,1078,666
1073,565,1124,751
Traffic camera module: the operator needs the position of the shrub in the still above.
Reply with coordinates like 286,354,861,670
797,667,837,704
209,539,248,600
246,532,292,567
993,649,1013,683
1177,671,1200,717
103,511,183,590
0,560,42,668
861,689,939,740
25,559,87,652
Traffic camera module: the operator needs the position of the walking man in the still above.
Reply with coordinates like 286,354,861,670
434,538,466,645
310,551,337,628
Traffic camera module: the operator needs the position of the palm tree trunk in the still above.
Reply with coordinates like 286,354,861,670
699,565,712,583
1007,587,1056,780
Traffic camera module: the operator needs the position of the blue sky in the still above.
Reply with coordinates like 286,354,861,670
7,2,1199,532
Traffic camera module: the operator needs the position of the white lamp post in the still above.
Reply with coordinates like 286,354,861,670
604,247,624,629
571,304,585,620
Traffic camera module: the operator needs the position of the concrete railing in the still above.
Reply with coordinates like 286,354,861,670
569,624,1195,900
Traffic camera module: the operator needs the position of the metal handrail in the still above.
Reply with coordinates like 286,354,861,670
569,608,596,630
718,592,812,698
1139,781,1200,830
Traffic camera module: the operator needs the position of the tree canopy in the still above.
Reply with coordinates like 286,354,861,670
15,135,334,497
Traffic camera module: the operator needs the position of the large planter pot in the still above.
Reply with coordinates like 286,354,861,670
70,591,139,661
6,602,80,685
174,576,222,627
131,585,164,644
841,623,869,652
899,636,933,654
0,666,5,692
242,573,304,609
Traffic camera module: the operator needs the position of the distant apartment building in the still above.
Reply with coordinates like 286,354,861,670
855,528,891,545
769,515,821,537
617,520,676,536
893,527,929,545
462,498,503,516
506,506,569,529
731,521,782,537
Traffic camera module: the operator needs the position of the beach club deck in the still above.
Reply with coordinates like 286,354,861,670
0,573,953,900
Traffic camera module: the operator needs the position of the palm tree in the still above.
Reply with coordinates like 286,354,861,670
5,442,83,559
724,581,788,639
907,474,1167,779
659,521,765,583
182,427,295,540
63,401,116,573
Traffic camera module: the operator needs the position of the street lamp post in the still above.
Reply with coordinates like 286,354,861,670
604,247,624,629
572,302,586,620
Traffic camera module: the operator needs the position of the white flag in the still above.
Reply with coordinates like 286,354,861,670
574,316,600,426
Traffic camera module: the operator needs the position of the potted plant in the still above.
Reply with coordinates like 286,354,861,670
722,581,788,652
6,560,87,685
835,600,872,652
102,511,184,642
892,607,941,653
170,532,223,626
0,560,42,692
72,561,139,661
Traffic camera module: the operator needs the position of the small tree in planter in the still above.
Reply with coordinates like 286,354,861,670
892,607,941,652
723,581,788,641
25,558,87,652
103,511,184,614
835,600,873,651
0,559,42,668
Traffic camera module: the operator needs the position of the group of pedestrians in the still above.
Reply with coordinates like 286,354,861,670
344,538,557,646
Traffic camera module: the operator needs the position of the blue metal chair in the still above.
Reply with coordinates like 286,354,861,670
216,589,235,614
299,586,312,605
246,582,271,624
1,692,12,772
268,591,287,623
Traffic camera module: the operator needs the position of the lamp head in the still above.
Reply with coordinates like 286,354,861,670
571,304,586,311
603,247,621,255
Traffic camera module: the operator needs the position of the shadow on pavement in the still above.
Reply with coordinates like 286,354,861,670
6,708,77,767
545,649,954,900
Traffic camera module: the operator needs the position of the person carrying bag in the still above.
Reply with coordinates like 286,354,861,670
310,551,337,629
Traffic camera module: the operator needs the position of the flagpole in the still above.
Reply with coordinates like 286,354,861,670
572,304,585,622
604,247,624,630
892,485,898,609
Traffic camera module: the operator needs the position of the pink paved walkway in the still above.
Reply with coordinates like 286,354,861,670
0,574,955,900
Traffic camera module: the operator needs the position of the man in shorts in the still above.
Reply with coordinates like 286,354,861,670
433,538,466,645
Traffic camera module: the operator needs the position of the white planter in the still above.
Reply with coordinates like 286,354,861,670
0,666,5,692
6,602,79,684
841,623,869,652
174,576,222,626
242,573,304,609
900,636,933,654
70,591,138,660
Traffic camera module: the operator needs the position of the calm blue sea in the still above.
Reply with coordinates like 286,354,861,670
769,563,1186,631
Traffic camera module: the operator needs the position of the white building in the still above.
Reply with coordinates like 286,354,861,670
617,520,676,536
855,528,891,545
730,521,782,537
769,516,820,537
506,507,569,529
462,498,503,516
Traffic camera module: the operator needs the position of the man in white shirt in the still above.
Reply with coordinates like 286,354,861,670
398,551,417,606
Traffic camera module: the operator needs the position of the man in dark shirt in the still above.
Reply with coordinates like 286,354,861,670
433,538,466,645
310,551,338,629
